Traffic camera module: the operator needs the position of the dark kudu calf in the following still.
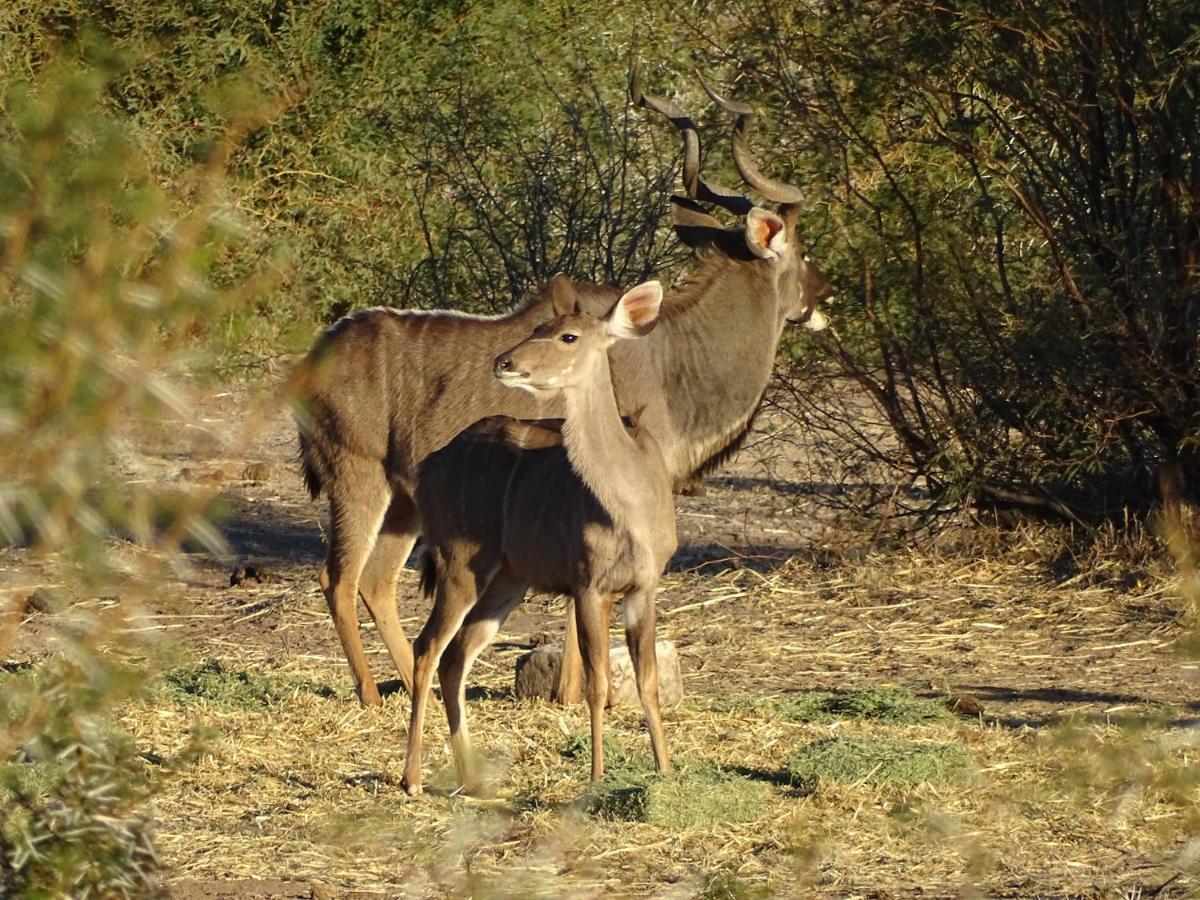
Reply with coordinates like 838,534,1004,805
403,281,674,794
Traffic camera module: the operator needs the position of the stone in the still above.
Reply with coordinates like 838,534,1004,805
514,639,682,707
241,462,271,483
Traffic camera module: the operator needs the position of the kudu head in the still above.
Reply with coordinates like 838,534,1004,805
494,282,664,394
630,65,832,331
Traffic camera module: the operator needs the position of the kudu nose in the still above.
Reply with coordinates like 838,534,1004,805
804,308,830,332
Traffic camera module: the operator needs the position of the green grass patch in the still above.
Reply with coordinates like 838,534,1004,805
157,659,341,709
565,737,768,828
787,736,974,791
584,768,769,829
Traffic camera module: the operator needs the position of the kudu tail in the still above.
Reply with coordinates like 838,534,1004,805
418,548,437,600
297,431,323,500
286,351,325,501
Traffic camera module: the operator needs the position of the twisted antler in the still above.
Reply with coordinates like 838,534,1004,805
697,71,805,205
630,62,753,216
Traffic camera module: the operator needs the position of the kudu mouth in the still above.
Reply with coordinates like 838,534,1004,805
787,305,831,331
493,351,550,393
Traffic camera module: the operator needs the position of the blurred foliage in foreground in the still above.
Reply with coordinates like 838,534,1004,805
1,658,162,896
0,55,257,893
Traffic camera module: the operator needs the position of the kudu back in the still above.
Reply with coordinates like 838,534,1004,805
293,67,832,705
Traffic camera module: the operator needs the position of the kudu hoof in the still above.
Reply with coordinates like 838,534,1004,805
356,685,383,707
458,781,487,799
401,777,422,797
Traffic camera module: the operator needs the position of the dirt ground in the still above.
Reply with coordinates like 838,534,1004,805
6,382,1200,898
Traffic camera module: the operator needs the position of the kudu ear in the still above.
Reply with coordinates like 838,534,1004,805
606,281,663,340
745,207,789,259
547,272,580,317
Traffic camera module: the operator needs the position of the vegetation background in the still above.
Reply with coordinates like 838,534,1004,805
4,0,1195,520
0,0,1197,894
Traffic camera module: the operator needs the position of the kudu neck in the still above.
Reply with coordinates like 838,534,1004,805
560,349,656,525
622,259,783,481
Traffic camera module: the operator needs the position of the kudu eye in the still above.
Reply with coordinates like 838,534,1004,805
560,333,578,344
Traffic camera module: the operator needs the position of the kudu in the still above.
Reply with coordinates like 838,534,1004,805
294,67,831,706
401,281,673,794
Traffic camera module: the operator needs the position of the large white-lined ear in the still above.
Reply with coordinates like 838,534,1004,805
606,280,663,340
745,207,789,259
547,272,580,317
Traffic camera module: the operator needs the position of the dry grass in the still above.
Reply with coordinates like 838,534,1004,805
85,535,1199,898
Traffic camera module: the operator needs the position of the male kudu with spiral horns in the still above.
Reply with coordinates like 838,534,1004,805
293,65,831,706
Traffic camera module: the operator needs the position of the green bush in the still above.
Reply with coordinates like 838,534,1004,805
727,0,1200,519
0,661,162,897
0,51,259,895
1,0,696,359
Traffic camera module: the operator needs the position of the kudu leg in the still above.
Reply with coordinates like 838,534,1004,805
401,563,482,796
553,599,585,706
623,587,672,774
322,463,391,706
574,590,615,782
358,492,420,694
438,574,527,795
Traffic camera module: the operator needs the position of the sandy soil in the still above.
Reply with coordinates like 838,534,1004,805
4,381,1198,898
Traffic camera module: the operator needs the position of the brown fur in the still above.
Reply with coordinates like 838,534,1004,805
293,156,831,708
400,285,675,794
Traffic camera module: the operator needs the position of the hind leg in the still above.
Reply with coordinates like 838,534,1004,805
402,556,490,796
438,573,527,794
321,458,391,707
553,599,584,706
358,492,419,695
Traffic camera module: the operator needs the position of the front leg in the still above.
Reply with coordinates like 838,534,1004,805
623,585,671,774
574,589,614,782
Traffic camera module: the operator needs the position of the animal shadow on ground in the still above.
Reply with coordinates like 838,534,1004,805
669,542,813,576
961,684,1200,729
726,763,796,792
217,498,325,566
377,681,509,703
714,474,930,503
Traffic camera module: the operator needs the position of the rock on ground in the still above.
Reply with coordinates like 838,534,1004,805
514,639,682,707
